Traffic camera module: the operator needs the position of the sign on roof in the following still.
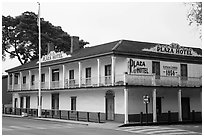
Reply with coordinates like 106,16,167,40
142,43,201,57
40,51,70,63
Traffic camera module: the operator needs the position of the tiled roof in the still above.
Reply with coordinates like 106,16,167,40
6,40,202,73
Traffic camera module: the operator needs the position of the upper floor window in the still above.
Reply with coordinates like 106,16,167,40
69,70,74,80
23,76,26,84
105,64,111,76
14,73,19,84
181,64,188,80
52,69,59,81
152,61,160,79
31,75,35,85
9,74,12,85
41,73,45,82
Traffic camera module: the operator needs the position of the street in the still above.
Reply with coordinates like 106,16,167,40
2,116,133,135
2,116,202,135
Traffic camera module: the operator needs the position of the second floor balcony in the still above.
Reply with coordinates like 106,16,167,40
8,74,202,91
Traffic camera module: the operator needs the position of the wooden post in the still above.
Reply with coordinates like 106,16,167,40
98,112,100,123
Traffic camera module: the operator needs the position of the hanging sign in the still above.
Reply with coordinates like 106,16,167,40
142,43,201,57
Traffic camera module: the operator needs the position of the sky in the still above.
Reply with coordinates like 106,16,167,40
1,1,202,74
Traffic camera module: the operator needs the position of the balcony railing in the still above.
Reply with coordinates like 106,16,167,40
8,74,202,92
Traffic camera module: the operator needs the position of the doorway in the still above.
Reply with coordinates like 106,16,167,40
105,90,115,120
52,93,59,115
181,97,190,120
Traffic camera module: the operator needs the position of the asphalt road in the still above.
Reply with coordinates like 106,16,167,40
2,116,202,135
2,116,133,135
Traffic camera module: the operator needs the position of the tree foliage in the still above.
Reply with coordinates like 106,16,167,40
2,11,88,64
185,2,202,38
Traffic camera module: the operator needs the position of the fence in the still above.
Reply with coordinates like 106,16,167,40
2,106,104,123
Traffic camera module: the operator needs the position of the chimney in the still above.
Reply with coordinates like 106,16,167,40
70,36,80,54
47,43,55,54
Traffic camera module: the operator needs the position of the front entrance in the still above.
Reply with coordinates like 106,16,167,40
181,97,190,120
105,90,115,120
14,98,18,108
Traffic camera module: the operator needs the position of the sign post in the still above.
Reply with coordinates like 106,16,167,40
143,95,150,125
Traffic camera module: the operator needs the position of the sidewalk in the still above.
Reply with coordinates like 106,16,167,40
2,114,123,129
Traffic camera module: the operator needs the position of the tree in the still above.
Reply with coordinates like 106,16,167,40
185,2,202,38
2,11,89,64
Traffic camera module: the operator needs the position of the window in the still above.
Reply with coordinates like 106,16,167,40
41,73,45,82
71,97,76,111
31,75,35,85
69,70,74,79
156,97,162,115
152,61,160,79
23,76,26,84
69,70,75,86
52,69,59,81
181,64,188,80
9,74,12,85
85,67,91,85
14,73,19,84
105,65,111,84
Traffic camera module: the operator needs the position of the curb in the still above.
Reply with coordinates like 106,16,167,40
3,114,89,126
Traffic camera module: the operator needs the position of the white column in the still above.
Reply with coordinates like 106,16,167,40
28,70,31,90
48,67,51,89
8,74,10,90
78,62,81,87
62,65,65,88
124,88,129,124
97,59,101,86
178,89,182,122
23,96,26,108
12,73,14,90
152,89,157,123
111,56,116,86
20,72,22,90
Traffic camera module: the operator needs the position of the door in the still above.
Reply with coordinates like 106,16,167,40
26,96,30,109
181,97,190,120
106,91,115,120
52,93,59,115
14,98,18,108
152,61,160,79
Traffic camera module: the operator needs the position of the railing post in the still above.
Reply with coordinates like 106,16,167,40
2,105,4,114
140,112,143,125
76,111,79,121
98,112,100,123
45,110,47,118
14,108,16,115
87,112,89,122
59,110,61,119
36,109,38,117
67,111,70,120
192,110,195,123
31,109,33,116
168,111,171,124
52,110,54,118
20,108,22,115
